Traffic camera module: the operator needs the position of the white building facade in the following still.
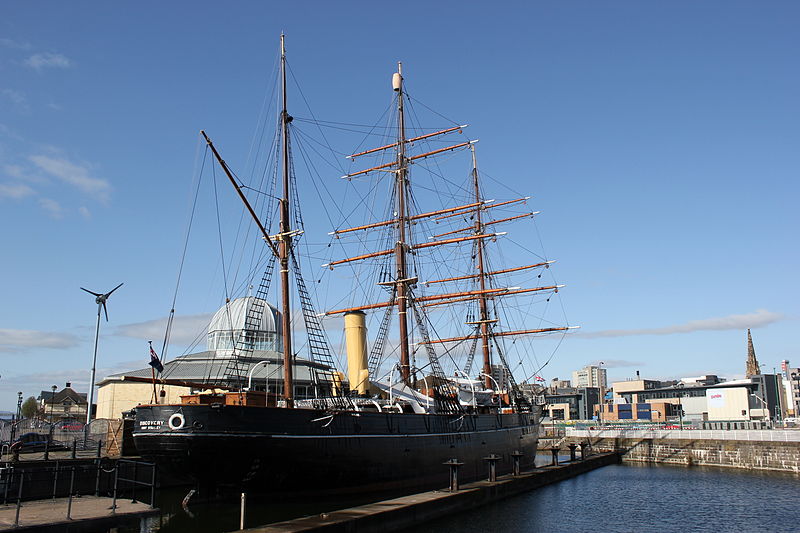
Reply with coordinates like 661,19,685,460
572,365,607,389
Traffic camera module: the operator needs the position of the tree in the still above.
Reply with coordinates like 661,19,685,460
20,396,40,419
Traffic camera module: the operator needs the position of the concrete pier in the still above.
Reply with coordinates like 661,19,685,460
240,452,620,533
0,495,158,532
563,429,800,473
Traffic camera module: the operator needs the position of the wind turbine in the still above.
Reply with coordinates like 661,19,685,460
81,282,123,425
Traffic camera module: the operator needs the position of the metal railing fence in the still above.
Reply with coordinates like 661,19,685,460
0,459,155,527
566,428,800,442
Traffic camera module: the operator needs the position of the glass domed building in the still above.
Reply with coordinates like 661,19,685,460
207,297,283,355
96,297,333,419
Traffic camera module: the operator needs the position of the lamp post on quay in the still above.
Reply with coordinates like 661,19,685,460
50,385,57,423
676,383,685,430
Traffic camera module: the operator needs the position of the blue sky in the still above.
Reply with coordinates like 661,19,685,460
1,2,798,411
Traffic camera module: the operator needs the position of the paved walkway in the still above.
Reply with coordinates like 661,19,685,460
0,495,157,531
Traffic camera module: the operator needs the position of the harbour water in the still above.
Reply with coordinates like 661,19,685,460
126,460,799,532
418,463,800,533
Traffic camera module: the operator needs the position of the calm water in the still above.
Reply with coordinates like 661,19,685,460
417,463,800,533
130,462,800,532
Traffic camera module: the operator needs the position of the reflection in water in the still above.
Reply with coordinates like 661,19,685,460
122,461,800,533
417,463,800,533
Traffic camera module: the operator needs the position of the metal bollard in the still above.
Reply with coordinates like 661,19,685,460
444,459,464,492
579,441,588,460
52,462,60,500
550,447,559,466
96,439,103,458
3,467,10,504
66,467,75,520
71,439,77,460
95,459,101,497
484,454,501,482
511,451,524,476
568,443,578,461
131,461,138,503
240,492,247,530
150,464,157,508
14,471,24,527
111,465,118,514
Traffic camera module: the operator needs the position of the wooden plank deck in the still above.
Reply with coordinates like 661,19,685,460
0,495,158,531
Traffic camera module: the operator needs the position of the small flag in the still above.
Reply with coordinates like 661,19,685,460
535,375,545,382
148,342,164,373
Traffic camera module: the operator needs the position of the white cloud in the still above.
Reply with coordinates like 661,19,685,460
0,124,24,141
4,164,25,179
0,182,35,199
25,52,72,71
78,206,91,218
1,88,28,110
578,309,785,339
0,38,31,50
38,197,64,218
0,329,80,350
115,313,215,347
29,155,110,202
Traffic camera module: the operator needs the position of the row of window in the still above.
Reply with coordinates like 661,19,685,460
207,330,282,352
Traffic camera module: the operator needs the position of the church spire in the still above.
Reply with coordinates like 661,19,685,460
745,329,761,378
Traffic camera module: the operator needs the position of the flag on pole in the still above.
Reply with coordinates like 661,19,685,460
534,375,545,382
148,342,164,373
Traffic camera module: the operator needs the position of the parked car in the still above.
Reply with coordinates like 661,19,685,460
9,433,69,453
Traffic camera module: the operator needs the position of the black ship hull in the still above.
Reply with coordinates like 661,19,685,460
133,404,540,493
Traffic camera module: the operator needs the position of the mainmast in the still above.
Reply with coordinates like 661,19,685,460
393,63,412,384
470,146,494,390
279,34,294,407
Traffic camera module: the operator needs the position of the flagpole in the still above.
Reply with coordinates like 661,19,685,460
149,341,158,404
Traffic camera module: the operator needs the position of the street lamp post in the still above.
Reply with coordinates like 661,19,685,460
773,368,783,423
11,392,23,443
50,385,57,423
597,362,605,427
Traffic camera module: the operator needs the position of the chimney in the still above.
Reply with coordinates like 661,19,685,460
65,382,71,388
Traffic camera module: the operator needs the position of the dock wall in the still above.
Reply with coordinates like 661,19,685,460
242,452,620,533
563,430,800,473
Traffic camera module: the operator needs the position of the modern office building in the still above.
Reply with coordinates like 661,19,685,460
572,365,607,388
544,387,600,420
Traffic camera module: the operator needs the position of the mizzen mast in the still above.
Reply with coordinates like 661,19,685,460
201,34,295,408
470,145,494,390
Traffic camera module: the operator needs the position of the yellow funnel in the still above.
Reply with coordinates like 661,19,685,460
344,311,369,395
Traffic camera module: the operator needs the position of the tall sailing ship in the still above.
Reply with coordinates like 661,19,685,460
132,36,576,493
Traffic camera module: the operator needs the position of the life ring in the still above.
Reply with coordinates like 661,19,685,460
168,413,185,430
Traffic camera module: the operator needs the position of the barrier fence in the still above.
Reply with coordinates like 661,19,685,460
0,459,156,527
0,418,122,461
566,428,800,442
